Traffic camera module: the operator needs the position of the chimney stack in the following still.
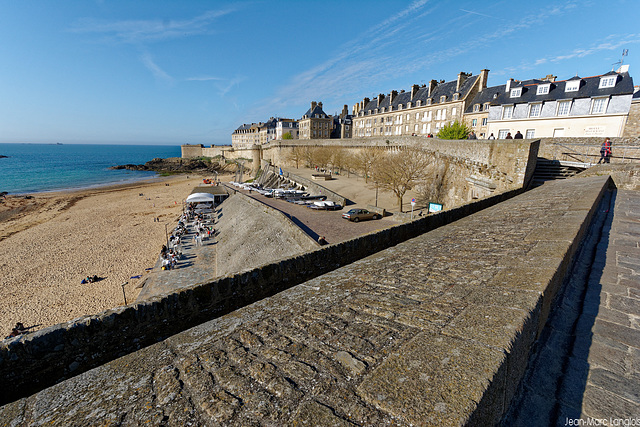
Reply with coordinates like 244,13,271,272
506,78,513,93
411,84,420,100
390,90,398,103
428,80,438,97
479,69,489,89
377,93,385,107
456,72,471,91
318,102,323,109
311,101,317,110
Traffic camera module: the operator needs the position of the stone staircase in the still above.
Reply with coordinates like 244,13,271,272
530,157,587,188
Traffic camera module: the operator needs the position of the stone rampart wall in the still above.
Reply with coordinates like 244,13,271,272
0,185,528,405
0,175,616,425
538,137,640,163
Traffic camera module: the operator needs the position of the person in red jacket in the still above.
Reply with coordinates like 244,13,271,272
598,137,612,164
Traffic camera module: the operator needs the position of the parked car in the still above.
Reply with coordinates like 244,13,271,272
341,208,381,222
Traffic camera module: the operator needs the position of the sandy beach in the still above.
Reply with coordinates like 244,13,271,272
0,175,209,337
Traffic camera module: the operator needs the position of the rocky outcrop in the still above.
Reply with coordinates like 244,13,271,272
0,155,8,159
111,157,227,173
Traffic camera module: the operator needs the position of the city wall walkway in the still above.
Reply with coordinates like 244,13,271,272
1,175,634,425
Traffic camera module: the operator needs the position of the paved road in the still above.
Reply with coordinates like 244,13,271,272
230,186,397,245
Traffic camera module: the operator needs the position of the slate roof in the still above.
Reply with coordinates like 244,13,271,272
302,105,329,119
489,72,634,107
464,84,506,114
359,74,481,114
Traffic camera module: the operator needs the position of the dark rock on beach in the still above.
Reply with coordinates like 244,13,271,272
111,157,225,174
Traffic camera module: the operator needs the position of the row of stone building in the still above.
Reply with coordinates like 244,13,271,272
231,65,639,149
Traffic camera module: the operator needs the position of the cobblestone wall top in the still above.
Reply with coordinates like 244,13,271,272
0,175,611,425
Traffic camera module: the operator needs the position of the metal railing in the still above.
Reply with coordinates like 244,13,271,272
552,143,640,165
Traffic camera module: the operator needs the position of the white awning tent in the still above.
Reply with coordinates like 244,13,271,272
186,193,216,203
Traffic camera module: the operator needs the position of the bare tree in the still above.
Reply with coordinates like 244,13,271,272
373,147,430,212
355,147,382,183
286,145,305,169
311,146,333,170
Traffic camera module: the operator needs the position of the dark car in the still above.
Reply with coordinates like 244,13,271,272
341,208,381,222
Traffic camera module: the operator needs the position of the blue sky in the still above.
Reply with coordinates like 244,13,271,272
1,0,638,146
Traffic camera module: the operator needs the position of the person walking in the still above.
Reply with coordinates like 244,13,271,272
514,131,523,139
598,137,612,164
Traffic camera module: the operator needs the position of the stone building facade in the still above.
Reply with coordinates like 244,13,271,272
623,90,640,138
352,70,489,138
299,101,333,139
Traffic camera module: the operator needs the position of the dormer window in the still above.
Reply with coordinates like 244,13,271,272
388,106,393,112
416,100,422,107
453,93,460,101
565,80,580,92
427,98,432,105
473,104,480,112
381,108,385,113
510,88,522,97
537,84,550,95
407,102,412,108
484,102,491,111
374,108,378,114
398,104,403,110
440,95,447,103
599,75,617,88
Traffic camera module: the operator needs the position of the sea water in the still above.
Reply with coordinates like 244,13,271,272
0,143,182,194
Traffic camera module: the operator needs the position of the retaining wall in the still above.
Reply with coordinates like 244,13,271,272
0,175,615,425
0,184,527,405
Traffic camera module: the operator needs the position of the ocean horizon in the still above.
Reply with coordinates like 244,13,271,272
0,143,182,194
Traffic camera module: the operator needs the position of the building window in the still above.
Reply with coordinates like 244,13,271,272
482,118,488,126
398,104,403,110
591,97,608,114
436,110,441,120
484,103,490,111
565,80,580,92
599,76,617,88
473,104,480,112
502,105,514,119
510,88,522,97
417,100,422,107
529,103,542,117
453,93,460,100
537,84,550,95
557,100,571,116
442,109,446,120
416,113,420,120
472,119,478,127
427,98,432,105
440,96,446,103
498,129,509,139
526,129,535,138
452,107,457,116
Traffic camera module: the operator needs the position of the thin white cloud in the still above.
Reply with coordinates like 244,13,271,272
140,52,172,83
186,76,224,82
460,9,496,19
496,34,640,77
69,8,237,44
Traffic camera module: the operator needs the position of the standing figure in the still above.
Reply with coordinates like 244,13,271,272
598,137,612,164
